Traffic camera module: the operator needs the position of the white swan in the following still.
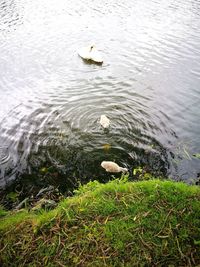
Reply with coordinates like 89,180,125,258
101,161,128,173
100,115,110,128
78,45,103,63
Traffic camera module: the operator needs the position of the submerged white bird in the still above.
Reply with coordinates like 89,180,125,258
78,45,103,63
100,115,110,128
101,161,128,173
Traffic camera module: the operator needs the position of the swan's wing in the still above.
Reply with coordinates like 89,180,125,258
78,47,91,60
90,49,103,63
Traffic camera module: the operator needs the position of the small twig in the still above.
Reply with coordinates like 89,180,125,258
155,209,174,236
0,243,7,253
55,260,66,267
138,233,152,250
175,236,185,259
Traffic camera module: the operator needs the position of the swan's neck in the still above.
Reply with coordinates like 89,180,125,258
90,46,94,52
119,167,128,173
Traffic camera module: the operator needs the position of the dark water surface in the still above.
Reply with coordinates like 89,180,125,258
0,0,200,194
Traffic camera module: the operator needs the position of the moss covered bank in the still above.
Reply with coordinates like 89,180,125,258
0,179,200,266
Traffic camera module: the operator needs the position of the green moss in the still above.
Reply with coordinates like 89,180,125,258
0,179,200,266
0,206,7,218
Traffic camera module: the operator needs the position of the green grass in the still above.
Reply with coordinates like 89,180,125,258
0,179,200,266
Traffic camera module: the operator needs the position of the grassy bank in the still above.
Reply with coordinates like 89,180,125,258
0,179,200,266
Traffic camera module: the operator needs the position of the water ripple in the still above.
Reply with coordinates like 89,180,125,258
0,0,200,190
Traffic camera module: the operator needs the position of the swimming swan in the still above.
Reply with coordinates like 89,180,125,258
78,45,103,63
101,161,128,173
100,115,110,128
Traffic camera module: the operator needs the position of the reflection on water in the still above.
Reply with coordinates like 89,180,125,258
0,0,23,33
0,0,200,193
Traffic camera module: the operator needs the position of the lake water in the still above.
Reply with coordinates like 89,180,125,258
0,0,200,193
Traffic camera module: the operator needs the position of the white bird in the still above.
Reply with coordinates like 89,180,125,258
100,115,110,128
101,161,128,173
78,45,103,63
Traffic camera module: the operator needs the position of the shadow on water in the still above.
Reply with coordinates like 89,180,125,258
79,57,103,66
0,133,171,209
